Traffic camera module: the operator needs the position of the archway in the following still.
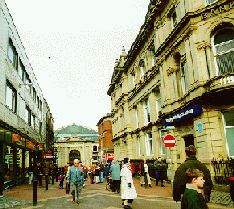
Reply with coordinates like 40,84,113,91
69,150,80,162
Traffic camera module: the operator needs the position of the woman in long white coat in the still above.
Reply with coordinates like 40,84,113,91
120,158,137,209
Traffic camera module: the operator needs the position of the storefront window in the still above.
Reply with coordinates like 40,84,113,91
5,146,13,180
223,111,234,157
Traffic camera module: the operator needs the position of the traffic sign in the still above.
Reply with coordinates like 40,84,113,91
163,134,176,148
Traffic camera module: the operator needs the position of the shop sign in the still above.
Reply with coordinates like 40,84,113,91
102,154,106,159
107,153,114,160
12,133,24,146
39,143,44,150
162,104,203,126
28,141,35,150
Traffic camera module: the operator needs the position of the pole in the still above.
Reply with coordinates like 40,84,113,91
33,180,37,206
45,174,48,190
169,148,173,192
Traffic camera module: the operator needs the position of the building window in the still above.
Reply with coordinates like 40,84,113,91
213,28,234,75
39,122,42,134
135,107,139,128
132,72,136,88
25,106,32,126
171,11,177,29
140,60,146,78
18,59,24,80
180,61,188,95
33,88,37,102
223,111,234,157
206,0,218,5
39,100,42,111
143,98,150,125
155,90,161,118
8,39,18,69
145,132,153,156
6,81,17,113
160,130,167,156
138,136,141,156
32,114,36,130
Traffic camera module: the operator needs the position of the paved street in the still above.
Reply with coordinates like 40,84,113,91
1,177,234,209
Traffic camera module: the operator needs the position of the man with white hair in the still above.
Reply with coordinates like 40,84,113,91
67,159,84,204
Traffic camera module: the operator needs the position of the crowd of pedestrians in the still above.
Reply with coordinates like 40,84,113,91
1,145,234,208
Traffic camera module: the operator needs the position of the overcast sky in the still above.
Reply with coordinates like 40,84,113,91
5,0,150,131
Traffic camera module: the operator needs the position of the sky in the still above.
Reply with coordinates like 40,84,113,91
5,0,150,131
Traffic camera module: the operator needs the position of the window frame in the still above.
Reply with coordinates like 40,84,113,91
5,81,17,113
212,28,234,76
8,39,18,69
145,131,153,156
223,111,234,157
206,0,218,5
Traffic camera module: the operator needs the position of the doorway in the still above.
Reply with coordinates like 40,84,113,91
183,134,194,147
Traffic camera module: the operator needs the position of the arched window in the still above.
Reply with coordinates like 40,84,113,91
139,59,146,78
213,28,234,75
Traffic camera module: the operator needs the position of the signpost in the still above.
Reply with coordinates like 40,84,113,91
163,133,176,191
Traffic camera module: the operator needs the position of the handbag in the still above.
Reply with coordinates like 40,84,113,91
66,182,70,194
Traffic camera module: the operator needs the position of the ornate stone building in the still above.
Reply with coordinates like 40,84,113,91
108,0,234,179
54,124,99,167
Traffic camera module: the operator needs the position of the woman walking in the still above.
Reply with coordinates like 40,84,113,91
120,158,137,209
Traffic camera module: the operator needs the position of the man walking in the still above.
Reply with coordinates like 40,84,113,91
109,160,121,193
67,159,84,204
173,145,213,202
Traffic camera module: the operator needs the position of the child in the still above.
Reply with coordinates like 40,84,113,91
181,168,207,209
59,174,65,189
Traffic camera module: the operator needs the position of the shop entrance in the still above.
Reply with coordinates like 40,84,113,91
183,134,194,147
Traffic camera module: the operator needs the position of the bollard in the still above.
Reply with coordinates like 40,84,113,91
144,172,148,189
45,174,48,190
52,175,54,185
33,180,37,206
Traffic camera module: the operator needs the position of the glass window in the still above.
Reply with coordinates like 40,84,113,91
6,82,17,113
145,132,153,156
155,90,161,117
160,130,167,156
18,60,24,80
214,29,234,75
25,106,31,126
135,107,139,128
223,111,234,157
180,61,188,95
140,60,146,78
5,146,13,180
206,0,218,5
143,98,150,125
171,11,177,29
8,39,18,69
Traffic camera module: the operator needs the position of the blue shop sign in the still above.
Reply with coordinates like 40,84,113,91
162,104,203,126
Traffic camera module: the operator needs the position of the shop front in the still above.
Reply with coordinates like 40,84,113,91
0,126,37,186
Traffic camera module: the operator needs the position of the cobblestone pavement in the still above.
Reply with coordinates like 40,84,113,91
1,177,234,208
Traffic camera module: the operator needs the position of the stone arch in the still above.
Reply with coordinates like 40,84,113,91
69,150,80,162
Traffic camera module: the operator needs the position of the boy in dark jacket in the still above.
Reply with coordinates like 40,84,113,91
181,168,207,209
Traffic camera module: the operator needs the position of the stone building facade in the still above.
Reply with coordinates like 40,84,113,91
97,113,114,163
0,0,53,184
108,0,234,179
54,124,99,167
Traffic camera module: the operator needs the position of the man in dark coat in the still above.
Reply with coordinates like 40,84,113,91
154,157,166,187
173,145,213,202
